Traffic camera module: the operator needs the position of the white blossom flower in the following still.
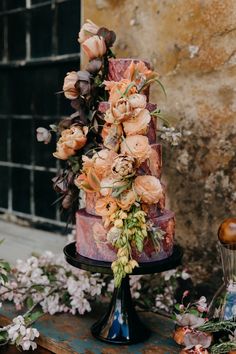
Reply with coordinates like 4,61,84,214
6,316,39,351
160,127,182,146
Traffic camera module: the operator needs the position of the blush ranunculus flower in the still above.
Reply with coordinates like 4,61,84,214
63,71,79,100
82,35,107,60
134,175,163,204
120,135,151,165
95,196,118,217
78,19,99,44
53,125,88,160
116,190,136,211
123,108,151,136
104,79,137,104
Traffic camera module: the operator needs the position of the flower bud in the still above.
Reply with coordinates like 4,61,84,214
114,219,123,228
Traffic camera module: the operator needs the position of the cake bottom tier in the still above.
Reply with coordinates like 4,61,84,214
76,209,175,263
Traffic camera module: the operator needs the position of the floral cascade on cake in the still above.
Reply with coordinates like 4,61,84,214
37,20,179,287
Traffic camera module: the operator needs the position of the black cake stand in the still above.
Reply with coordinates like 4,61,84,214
64,242,183,345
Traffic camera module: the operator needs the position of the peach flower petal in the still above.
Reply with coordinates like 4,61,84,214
120,135,151,165
123,109,151,136
95,196,118,216
82,35,106,60
134,175,163,204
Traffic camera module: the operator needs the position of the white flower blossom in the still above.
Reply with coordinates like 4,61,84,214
160,127,182,146
6,316,39,351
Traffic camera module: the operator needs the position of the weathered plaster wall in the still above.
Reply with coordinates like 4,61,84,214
83,0,236,274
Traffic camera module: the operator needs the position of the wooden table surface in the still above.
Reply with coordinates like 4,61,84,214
0,303,180,354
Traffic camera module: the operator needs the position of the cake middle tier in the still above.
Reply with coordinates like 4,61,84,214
76,209,175,262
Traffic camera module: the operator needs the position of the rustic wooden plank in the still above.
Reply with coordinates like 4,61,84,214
0,303,179,354
1,344,52,354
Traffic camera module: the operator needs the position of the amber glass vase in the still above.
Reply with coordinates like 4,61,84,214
209,218,236,320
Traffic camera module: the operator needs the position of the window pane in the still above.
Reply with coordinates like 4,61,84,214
57,0,80,55
0,69,9,114
34,171,57,219
11,118,31,164
31,5,52,58
6,0,25,10
0,118,8,161
8,13,26,60
31,0,45,4
0,166,9,208
0,18,4,61
12,168,30,213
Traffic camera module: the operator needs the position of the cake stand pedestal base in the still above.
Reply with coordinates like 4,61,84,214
91,276,150,344
64,242,183,345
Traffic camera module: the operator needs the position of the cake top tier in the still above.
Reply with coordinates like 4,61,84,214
108,58,151,81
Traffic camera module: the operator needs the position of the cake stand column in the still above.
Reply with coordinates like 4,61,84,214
64,242,183,345
91,275,150,344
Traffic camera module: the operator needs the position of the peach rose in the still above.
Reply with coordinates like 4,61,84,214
120,135,151,165
93,149,118,178
134,175,163,204
128,93,147,114
63,71,79,100
116,190,136,211
82,35,106,60
111,97,132,122
95,196,118,217
78,19,99,44
123,109,151,136
104,79,137,104
53,125,88,160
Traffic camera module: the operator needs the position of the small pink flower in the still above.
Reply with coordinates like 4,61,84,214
183,290,190,298
36,127,52,144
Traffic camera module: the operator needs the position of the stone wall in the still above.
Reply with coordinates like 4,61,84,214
83,0,236,276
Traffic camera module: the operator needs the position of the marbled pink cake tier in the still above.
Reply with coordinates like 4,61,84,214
76,209,175,262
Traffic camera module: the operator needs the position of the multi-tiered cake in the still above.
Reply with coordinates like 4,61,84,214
38,20,177,287
75,58,175,263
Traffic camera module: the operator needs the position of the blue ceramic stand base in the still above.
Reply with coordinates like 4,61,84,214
64,242,183,345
